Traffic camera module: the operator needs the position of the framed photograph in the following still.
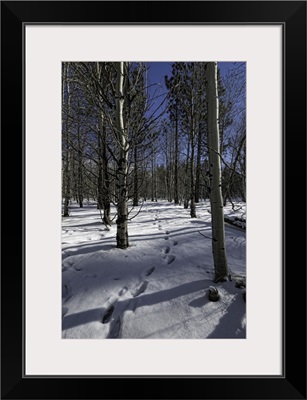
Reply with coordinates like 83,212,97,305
1,1,306,399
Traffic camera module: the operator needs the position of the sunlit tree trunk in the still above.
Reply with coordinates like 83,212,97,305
206,62,228,282
115,62,129,249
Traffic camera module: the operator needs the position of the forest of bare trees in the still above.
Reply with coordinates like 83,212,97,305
62,61,246,273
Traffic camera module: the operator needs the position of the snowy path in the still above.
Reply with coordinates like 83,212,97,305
62,201,246,339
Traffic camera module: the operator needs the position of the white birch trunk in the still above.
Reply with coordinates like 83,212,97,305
206,62,229,282
115,62,129,249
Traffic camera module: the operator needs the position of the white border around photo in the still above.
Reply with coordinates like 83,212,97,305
25,25,282,376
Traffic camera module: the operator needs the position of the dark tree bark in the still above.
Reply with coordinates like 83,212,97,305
63,63,71,217
133,145,139,207
174,104,179,205
195,122,202,203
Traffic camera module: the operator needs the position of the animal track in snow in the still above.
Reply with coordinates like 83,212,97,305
102,305,115,324
172,240,178,246
118,286,128,296
165,255,176,265
74,266,82,271
164,236,169,240
145,267,155,276
164,246,170,254
132,281,148,297
165,230,170,235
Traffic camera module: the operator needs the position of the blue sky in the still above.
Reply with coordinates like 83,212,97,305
146,61,243,89
145,62,246,120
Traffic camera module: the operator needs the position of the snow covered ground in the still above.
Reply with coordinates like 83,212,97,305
62,200,246,339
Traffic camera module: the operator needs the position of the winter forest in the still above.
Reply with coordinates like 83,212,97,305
62,61,246,339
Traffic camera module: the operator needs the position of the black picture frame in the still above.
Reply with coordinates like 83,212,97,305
1,1,306,399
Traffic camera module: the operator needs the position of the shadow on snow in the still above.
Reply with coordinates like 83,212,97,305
62,279,207,331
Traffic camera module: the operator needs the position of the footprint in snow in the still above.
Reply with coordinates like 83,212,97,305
164,246,170,254
118,286,128,296
102,304,115,324
132,281,148,297
165,230,170,235
74,266,82,271
145,267,155,277
165,255,176,265
171,240,178,246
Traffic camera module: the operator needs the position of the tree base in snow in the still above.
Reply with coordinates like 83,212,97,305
214,275,228,283
116,244,129,250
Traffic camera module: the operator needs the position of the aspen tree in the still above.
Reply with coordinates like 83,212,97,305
206,62,229,282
